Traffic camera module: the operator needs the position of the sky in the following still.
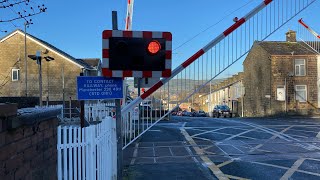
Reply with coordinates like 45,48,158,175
1,0,320,78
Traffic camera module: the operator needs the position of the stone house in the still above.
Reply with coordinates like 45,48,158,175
243,30,320,117
199,72,244,116
0,29,99,103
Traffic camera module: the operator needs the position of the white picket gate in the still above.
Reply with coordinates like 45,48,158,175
57,117,117,180
85,102,116,122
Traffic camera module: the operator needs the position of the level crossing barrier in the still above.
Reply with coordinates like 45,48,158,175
297,18,320,54
120,0,318,150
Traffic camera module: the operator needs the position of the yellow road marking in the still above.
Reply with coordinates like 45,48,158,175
181,128,229,180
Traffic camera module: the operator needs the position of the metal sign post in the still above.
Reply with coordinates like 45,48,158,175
112,11,123,180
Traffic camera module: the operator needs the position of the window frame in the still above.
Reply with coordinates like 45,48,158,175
295,85,307,102
294,59,306,76
276,85,285,101
11,68,20,81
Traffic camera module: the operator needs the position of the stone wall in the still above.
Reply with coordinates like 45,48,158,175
271,55,318,115
0,110,59,180
243,43,319,117
243,43,272,117
0,97,39,108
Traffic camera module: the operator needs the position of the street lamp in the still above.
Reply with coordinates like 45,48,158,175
28,54,54,107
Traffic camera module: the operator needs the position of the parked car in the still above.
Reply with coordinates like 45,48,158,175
212,105,232,118
182,111,193,117
194,110,207,117
131,107,139,121
177,111,183,116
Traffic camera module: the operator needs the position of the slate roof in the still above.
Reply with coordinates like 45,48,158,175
1,29,97,70
257,41,319,55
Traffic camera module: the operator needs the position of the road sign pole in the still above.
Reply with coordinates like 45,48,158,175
80,72,85,128
112,11,123,180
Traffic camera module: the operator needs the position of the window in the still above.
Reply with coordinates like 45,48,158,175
295,85,307,102
295,59,305,76
11,69,20,81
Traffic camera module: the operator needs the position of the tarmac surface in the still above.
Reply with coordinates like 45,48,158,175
123,116,320,180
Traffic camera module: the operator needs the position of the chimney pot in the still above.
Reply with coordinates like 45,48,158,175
286,30,296,42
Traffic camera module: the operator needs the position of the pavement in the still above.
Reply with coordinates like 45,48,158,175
123,116,320,180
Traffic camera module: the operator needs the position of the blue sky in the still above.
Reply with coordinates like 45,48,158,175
1,0,320,77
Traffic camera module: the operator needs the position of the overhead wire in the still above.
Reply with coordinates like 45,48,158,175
173,0,256,52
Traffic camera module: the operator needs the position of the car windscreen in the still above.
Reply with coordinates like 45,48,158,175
220,106,230,110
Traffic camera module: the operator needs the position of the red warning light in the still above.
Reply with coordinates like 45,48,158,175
147,40,161,55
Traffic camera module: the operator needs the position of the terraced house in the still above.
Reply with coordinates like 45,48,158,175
243,30,320,116
0,29,99,103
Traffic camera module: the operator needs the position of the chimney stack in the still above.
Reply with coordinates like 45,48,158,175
286,30,297,42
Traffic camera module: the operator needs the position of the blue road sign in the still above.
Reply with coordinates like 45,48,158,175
77,76,123,100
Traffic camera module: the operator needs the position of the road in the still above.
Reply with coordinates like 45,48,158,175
123,116,320,180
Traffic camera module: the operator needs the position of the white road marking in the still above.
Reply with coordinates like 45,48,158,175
148,129,162,132
254,160,320,178
211,131,257,140
252,161,288,170
130,143,139,165
224,128,257,141
193,136,213,142
217,160,234,168
306,158,320,162
183,125,320,129
153,143,156,163
316,131,320,138
297,169,320,177
182,122,187,127
192,127,227,137
169,147,174,156
280,158,305,180
225,174,251,180
249,126,293,153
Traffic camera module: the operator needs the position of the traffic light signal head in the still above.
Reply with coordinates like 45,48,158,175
102,30,172,78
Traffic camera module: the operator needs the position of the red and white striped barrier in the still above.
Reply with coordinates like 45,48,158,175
125,0,134,30
122,0,273,114
298,18,320,39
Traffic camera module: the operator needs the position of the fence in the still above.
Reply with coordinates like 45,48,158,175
57,117,117,180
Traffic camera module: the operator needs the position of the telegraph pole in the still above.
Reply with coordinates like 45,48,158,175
24,22,28,97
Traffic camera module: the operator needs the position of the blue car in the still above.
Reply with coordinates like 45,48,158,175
212,105,232,118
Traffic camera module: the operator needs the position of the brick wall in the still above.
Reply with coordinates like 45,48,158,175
243,43,272,117
0,117,58,180
0,31,83,101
